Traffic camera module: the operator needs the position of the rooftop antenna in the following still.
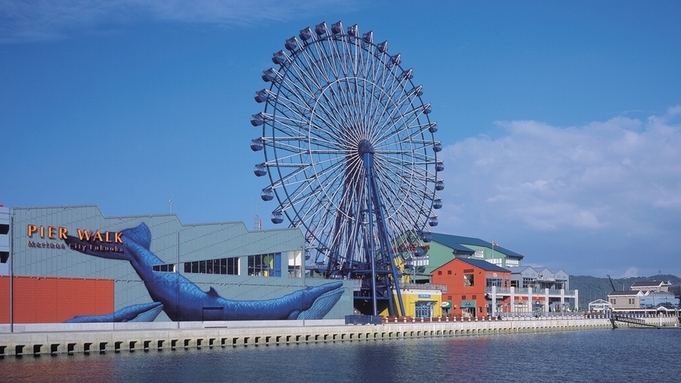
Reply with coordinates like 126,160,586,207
253,200,262,230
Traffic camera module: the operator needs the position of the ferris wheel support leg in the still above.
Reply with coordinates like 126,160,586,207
364,155,380,316
362,147,405,317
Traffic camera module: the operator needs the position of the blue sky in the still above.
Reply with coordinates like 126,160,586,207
2,1,680,278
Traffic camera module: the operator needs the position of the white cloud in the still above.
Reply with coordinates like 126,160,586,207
439,107,681,235
0,0,354,43
621,267,640,278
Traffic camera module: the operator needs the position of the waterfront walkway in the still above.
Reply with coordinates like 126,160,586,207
1,315,677,357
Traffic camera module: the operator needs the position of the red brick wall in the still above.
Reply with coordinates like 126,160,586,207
0,275,114,323
432,259,512,316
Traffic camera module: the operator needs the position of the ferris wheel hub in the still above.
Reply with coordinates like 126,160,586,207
357,139,375,157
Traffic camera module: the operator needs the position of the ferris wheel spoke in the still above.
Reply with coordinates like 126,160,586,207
265,151,309,166
375,162,430,206
372,99,430,138
295,39,336,86
311,36,342,81
273,71,317,104
306,163,364,231
375,122,420,151
268,164,314,190
311,105,351,146
377,148,435,167
263,136,307,153
312,91,357,144
286,52,328,91
281,157,347,211
280,182,324,219
268,87,315,117
378,100,427,134
330,37,353,78
365,90,414,142
321,82,363,136
299,181,355,238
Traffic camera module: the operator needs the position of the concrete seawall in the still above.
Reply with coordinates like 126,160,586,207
1,316,677,357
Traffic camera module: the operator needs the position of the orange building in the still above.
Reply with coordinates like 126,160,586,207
432,257,511,318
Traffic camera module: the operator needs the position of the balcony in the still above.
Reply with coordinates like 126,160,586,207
400,283,447,294
485,286,577,298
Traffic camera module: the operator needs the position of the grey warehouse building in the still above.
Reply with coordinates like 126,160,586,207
1,205,353,325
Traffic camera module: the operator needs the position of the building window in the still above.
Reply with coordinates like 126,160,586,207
184,257,239,275
248,253,281,277
486,277,502,287
227,257,238,274
506,259,519,267
438,271,442,275
0,224,9,235
153,264,176,273
414,302,433,318
287,251,303,278
464,272,474,287
447,270,452,275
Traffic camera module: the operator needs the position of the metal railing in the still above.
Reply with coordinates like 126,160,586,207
485,287,576,296
400,283,448,293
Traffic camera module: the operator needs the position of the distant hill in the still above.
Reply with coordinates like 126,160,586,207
570,274,680,309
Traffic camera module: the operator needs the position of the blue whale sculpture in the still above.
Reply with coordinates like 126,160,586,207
63,222,344,321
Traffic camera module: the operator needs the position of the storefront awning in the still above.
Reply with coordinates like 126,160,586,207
461,300,476,308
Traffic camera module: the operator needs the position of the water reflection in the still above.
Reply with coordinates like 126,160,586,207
1,329,680,382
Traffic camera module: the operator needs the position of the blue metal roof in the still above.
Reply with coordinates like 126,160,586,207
430,233,525,259
455,257,511,273
429,233,475,254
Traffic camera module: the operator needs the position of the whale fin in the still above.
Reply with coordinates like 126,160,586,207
207,287,220,298
129,303,164,322
65,302,164,323
296,286,344,320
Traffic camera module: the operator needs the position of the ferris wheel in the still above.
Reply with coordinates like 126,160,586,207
250,21,444,316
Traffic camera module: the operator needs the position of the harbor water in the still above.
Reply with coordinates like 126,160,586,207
1,327,680,382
